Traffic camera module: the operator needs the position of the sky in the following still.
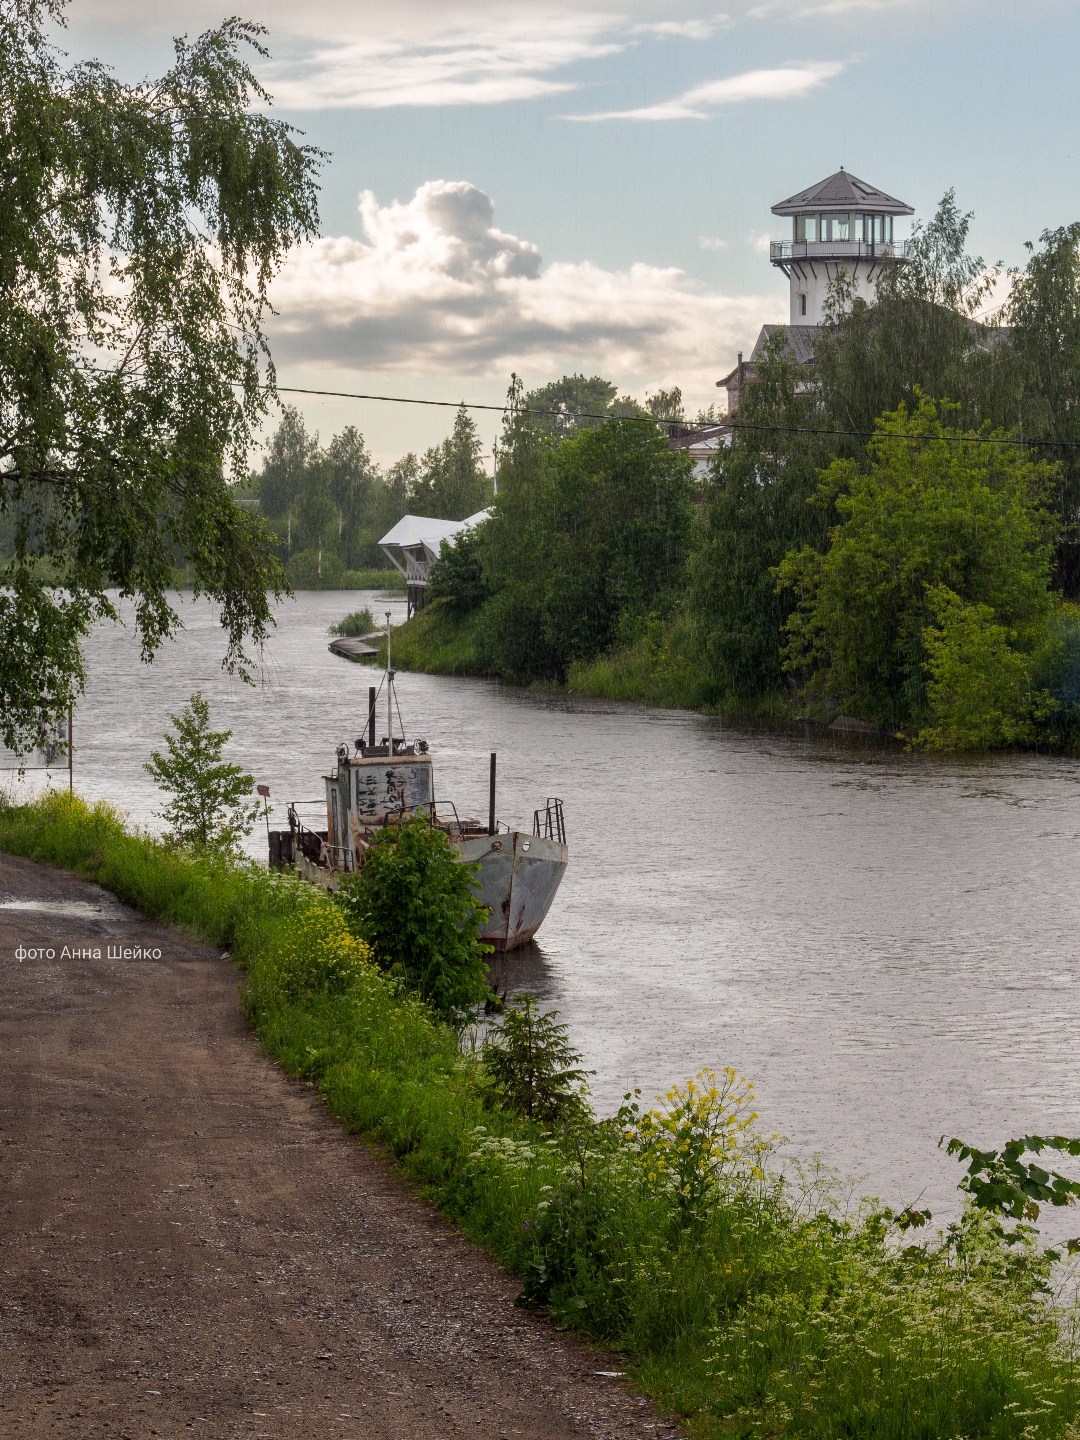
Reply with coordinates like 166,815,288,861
51,0,1080,469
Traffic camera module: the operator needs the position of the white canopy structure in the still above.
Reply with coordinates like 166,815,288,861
379,510,491,616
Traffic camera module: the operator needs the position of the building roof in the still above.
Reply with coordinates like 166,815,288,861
750,324,819,366
771,169,913,217
378,511,491,551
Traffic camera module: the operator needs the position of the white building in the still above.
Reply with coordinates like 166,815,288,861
769,167,913,327
716,168,913,414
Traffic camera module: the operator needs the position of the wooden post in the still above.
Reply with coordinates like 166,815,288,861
488,752,496,836
67,703,72,795
368,687,376,749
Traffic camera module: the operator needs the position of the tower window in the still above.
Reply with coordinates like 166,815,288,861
800,294,807,316
822,213,850,242
795,215,818,243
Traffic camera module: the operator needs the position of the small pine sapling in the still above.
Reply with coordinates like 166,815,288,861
482,993,593,1123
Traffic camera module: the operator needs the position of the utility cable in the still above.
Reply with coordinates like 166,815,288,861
271,383,1080,450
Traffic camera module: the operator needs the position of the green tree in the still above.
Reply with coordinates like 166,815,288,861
646,387,684,423
689,333,835,700
812,192,1018,442
775,398,1062,733
1005,224,1080,593
257,406,315,548
144,692,259,852
481,994,592,1123
409,406,491,520
522,373,645,440
483,393,694,682
917,586,1061,750
427,522,491,614
335,816,492,1025
1,1,321,755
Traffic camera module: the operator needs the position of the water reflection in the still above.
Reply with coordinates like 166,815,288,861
9,590,1080,1236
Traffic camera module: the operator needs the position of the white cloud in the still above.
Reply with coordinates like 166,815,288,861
699,236,729,250
632,15,732,37
565,59,845,119
268,180,781,402
747,231,779,253
261,15,627,109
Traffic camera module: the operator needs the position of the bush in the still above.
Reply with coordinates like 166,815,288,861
328,607,374,637
336,816,492,1024
287,547,345,588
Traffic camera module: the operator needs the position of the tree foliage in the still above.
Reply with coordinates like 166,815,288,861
689,334,835,699
427,523,490,614
335,816,492,1024
481,994,592,1123
775,399,1063,734
479,387,694,682
520,373,645,440
407,404,491,520
1,0,322,752
144,692,258,852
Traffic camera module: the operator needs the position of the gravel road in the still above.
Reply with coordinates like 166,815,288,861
0,852,671,1440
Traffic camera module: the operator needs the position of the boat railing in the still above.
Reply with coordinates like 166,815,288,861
532,797,566,845
287,801,330,865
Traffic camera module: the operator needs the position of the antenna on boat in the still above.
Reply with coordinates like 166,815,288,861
386,611,393,755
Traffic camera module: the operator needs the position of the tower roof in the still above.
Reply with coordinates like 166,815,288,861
771,169,913,217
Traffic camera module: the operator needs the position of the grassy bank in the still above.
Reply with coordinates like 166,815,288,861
381,601,492,676
3,791,1078,1438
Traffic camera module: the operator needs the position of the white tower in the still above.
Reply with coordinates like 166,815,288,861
770,169,913,327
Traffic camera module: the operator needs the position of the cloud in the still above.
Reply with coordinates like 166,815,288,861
632,15,732,38
268,180,781,398
699,236,729,251
565,59,845,119
747,231,778,253
261,15,628,109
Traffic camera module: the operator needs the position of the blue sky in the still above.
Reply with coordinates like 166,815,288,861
57,0,1080,466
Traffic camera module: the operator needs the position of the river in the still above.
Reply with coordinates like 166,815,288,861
8,589,1080,1233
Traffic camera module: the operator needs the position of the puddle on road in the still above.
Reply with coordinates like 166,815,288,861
0,899,107,918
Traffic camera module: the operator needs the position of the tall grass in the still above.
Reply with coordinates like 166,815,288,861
2,791,1078,1439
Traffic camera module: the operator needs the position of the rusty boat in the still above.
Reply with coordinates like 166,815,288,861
268,618,568,951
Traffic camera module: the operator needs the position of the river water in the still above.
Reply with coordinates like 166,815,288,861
9,590,1080,1232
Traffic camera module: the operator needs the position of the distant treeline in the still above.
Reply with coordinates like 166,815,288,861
244,403,495,588
406,194,1080,750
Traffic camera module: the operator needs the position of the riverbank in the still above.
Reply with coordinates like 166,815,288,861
0,841,645,1439
2,792,1077,1440
385,601,793,717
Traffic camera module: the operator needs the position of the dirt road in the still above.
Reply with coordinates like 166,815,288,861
0,852,666,1440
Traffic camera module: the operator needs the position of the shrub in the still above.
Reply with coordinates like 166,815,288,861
144,692,259,853
336,816,491,1024
328,607,374,637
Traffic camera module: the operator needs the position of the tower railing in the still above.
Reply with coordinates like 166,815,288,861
771,239,914,264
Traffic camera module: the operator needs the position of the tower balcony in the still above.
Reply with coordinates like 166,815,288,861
770,239,912,267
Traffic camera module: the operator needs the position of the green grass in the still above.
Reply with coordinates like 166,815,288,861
381,600,490,675
291,566,405,591
3,791,1078,1440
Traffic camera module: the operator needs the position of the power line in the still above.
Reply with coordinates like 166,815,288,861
273,383,1080,451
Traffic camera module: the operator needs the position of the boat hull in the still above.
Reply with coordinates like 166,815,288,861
279,827,566,952
450,831,568,951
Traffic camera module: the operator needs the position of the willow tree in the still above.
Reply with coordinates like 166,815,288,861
0,0,322,753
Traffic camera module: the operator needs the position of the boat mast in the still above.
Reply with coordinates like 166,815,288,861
386,611,393,754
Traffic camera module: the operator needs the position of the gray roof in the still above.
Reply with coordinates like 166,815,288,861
750,325,819,367
772,169,913,217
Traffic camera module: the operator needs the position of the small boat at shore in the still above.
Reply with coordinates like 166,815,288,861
269,618,568,950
